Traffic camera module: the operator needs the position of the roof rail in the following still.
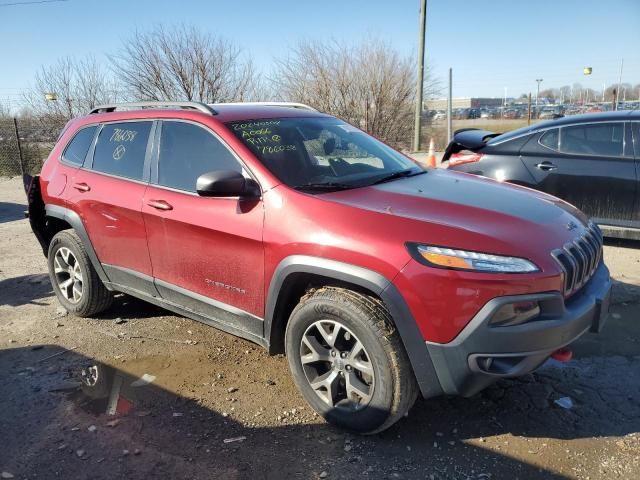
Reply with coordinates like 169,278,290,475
210,101,317,112
88,101,217,116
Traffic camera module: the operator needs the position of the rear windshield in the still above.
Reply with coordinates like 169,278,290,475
487,125,536,145
225,117,420,191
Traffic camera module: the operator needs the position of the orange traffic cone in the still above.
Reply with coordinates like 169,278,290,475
427,138,436,168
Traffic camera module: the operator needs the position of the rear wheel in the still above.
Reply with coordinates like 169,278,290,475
285,287,418,434
48,230,113,317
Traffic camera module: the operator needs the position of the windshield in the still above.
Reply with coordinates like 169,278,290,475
226,117,422,191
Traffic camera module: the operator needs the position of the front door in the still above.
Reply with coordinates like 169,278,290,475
141,120,265,336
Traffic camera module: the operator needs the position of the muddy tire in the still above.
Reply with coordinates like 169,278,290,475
285,287,418,434
48,230,113,317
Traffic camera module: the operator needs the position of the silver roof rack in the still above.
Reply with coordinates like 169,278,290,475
89,101,216,115
210,101,317,112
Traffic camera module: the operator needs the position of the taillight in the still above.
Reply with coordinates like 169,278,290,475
447,150,484,167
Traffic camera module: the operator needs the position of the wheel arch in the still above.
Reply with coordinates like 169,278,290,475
264,255,443,398
45,204,111,285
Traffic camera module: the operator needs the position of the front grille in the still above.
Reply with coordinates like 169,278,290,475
551,221,603,296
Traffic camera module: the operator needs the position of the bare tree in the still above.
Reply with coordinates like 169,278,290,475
111,25,261,103
23,56,119,123
0,99,10,118
272,39,439,148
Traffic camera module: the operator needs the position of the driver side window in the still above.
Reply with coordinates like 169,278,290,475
158,121,242,192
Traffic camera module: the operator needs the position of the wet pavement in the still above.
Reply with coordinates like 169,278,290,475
1,176,639,479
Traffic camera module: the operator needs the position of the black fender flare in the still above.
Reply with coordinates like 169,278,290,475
45,204,111,285
264,255,443,398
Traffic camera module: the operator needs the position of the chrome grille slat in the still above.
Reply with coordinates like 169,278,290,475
552,221,603,296
576,239,594,277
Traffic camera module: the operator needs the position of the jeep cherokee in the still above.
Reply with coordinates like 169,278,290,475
25,101,612,434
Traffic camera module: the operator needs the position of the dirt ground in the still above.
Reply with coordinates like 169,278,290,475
1,175,639,480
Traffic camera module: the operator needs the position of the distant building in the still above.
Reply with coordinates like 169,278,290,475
426,97,505,110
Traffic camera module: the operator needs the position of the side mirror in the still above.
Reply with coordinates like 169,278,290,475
196,170,260,198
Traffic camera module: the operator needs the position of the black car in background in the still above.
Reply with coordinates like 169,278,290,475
443,111,640,240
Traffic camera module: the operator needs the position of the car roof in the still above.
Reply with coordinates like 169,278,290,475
488,110,639,145
209,103,329,122
79,102,329,125
533,110,639,129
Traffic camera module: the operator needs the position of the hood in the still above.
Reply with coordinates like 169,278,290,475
319,169,589,265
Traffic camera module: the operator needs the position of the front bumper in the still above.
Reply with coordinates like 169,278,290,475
425,262,611,397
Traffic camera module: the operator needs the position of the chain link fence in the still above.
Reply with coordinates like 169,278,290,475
0,118,64,177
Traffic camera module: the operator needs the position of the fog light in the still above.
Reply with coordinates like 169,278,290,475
490,301,540,327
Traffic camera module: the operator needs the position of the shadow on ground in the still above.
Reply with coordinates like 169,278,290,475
0,201,26,224
0,273,52,307
1,342,638,479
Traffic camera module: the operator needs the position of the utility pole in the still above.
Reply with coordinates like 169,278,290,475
447,68,452,143
616,58,624,111
413,0,427,152
535,78,543,114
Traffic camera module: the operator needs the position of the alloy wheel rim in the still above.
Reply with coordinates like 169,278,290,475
300,320,375,411
53,247,83,303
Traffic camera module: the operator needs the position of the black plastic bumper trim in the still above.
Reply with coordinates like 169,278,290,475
425,262,611,397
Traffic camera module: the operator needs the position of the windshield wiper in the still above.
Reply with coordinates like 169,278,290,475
368,169,425,186
293,182,357,192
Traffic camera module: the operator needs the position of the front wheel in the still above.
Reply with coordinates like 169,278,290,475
285,287,418,434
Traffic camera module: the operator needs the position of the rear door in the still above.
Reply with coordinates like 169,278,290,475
67,120,157,295
519,121,637,223
142,120,265,336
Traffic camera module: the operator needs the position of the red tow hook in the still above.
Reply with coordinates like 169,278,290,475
551,347,573,362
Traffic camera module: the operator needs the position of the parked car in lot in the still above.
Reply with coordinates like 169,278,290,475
443,111,640,240
503,109,521,119
25,101,611,433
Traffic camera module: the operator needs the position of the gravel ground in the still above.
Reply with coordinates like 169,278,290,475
1,176,639,480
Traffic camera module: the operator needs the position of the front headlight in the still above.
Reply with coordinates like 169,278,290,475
408,244,539,273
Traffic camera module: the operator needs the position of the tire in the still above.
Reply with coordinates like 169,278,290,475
48,230,113,317
285,287,418,434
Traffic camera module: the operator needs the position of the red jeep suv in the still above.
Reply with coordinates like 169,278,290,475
25,101,611,434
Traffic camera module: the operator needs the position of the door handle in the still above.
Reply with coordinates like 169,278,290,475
146,199,173,211
535,162,557,171
72,182,91,192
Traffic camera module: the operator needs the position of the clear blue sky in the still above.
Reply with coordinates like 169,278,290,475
1,0,638,109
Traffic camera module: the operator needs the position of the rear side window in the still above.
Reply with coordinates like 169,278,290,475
539,128,559,150
62,126,97,166
92,122,152,180
157,121,241,192
559,123,624,157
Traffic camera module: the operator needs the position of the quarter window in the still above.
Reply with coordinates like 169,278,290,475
158,121,241,192
559,123,624,157
92,122,152,180
539,128,559,151
62,125,97,166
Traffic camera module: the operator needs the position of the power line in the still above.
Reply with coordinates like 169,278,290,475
0,0,67,7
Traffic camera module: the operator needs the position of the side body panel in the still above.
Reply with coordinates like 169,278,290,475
142,187,265,320
67,170,153,277
519,125,637,223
